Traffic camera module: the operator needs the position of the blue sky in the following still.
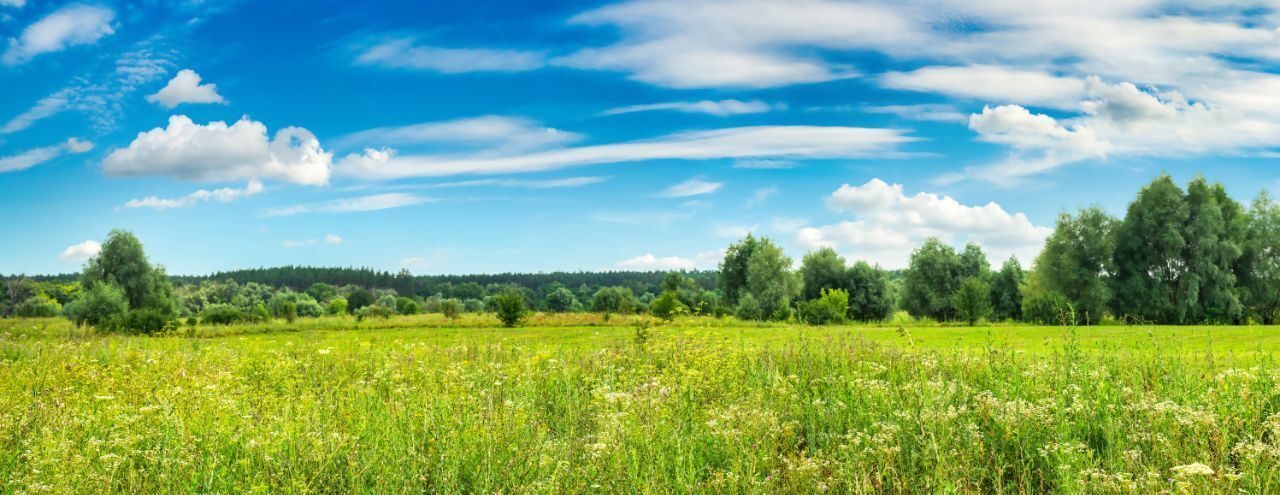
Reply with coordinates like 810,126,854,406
4,0,1280,275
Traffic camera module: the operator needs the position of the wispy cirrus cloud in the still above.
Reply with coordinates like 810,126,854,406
0,138,93,173
264,193,433,216
119,180,263,210
352,37,544,73
601,99,780,116
3,4,116,65
658,177,722,197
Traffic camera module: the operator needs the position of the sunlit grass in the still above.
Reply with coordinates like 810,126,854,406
2,316,1280,493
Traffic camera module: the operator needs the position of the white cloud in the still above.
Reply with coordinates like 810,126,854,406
602,99,779,116
555,0,919,88
614,253,695,270
659,177,722,197
0,138,93,173
337,125,914,179
324,234,343,245
3,4,115,65
863,104,968,123
732,158,796,169
58,240,100,263
2,90,69,134
745,186,777,208
416,176,605,189
264,193,432,216
119,180,263,210
103,115,332,186
881,66,1087,110
694,249,725,268
354,38,544,73
334,116,580,152
795,178,1051,268
146,69,226,108
282,234,343,248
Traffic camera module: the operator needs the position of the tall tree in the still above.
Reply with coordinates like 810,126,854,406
719,234,759,306
1034,207,1118,325
902,238,961,321
989,256,1025,321
799,247,847,301
952,277,992,326
958,243,990,280
846,261,892,322
745,237,798,320
1181,177,1244,323
1111,175,1190,324
1239,192,1280,323
81,229,174,315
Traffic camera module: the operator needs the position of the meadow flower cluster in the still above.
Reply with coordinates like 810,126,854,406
1,318,1279,493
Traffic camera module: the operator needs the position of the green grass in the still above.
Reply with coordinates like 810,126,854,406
3,316,1280,493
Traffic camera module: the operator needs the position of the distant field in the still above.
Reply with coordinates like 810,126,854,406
3,316,1280,493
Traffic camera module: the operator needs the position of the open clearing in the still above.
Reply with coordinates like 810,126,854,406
3,317,1280,494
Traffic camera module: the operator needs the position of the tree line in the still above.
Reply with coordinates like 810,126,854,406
4,173,1277,330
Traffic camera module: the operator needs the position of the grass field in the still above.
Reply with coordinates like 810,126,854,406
3,316,1280,493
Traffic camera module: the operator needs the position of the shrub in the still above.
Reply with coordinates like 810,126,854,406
799,288,849,325
295,300,324,318
281,301,298,323
375,294,399,313
15,294,61,317
649,291,686,321
1022,291,1074,325
545,287,577,313
327,298,348,316
440,298,462,320
493,289,528,328
734,293,763,321
122,307,176,335
463,298,485,313
355,305,394,322
592,287,635,315
200,304,246,325
395,297,421,315
64,283,128,329
347,289,374,313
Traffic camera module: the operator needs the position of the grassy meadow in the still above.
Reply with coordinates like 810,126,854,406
3,316,1280,494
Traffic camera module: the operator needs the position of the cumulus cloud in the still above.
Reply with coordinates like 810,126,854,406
264,193,432,216
3,4,115,65
795,178,1051,268
614,253,695,270
353,38,544,73
58,240,101,263
119,180,263,210
659,177,722,197
0,138,93,173
602,99,779,116
337,124,915,180
146,69,226,108
103,115,332,186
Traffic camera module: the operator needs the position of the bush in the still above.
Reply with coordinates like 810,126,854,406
545,287,577,313
375,294,399,313
734,293,763,321
15,294,61,317
799,288,849,325
649,291,686,321
347,289,374,313
463,298,485,313
493,289,528,328
200,304,247,325
122,307,176,335
1022,291,1074,325
354,305,394,322
395,297,421,315
280,301,298,323
327,298,348,316
952,277,993,326
64,283,128,329
440,298,462,320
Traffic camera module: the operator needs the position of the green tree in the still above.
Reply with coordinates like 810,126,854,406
799,247,847,301
1034,207,1117,325
958,243,990,280
719,234,759,306
745,237,797,320
306,283,338,303
326,298,348,316
989,257,1025,321
346,288,374,313
1238,192,1280,323
63,283,128,328
798,288,849,325
952,277,992,326
440,298,462,320
592,286,635,315
846,261,892,322
734,293,763,321
1181,177,1244,323
902,238,961,321
1021,291,1073,325
81,229,175,315
649,290,686,321
15,294,61,317
544,287,577,313
1111,175,1190,323
493,289,528,327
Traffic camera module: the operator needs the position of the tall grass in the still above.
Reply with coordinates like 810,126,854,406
1,318,1278,493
